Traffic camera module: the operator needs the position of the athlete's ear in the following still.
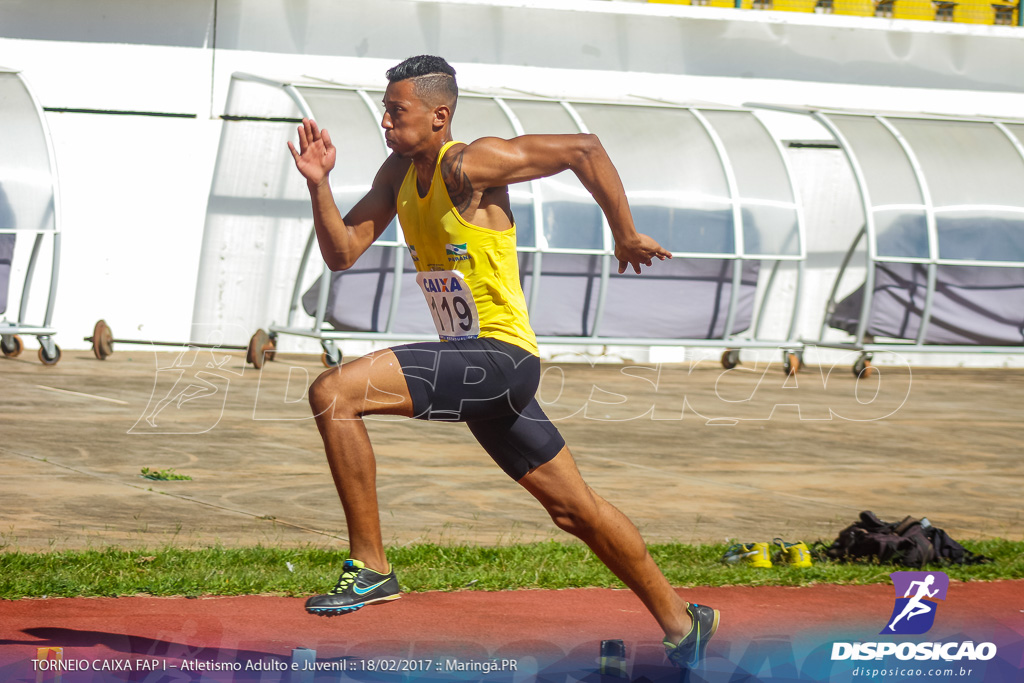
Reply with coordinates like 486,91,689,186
432,105,451,131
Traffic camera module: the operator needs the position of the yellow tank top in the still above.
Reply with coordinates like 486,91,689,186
396,141,538,356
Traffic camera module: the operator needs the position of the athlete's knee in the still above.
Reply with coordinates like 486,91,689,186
308,368,347,417
544,491,600,537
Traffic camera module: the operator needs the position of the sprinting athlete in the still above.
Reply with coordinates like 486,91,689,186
887,574,939,632
288,54,719,669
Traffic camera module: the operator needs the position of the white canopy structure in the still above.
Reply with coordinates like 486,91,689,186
0,68,62,365
756,105,1024,375
197,73,808,371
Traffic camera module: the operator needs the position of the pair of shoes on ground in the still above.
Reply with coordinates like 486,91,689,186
722,538,813,568
307,560,722,671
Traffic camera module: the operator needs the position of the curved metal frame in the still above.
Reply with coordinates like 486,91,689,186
757,112,807,344
811,111,879,348
559,100,615,339
228,73,808,359
874,116,939,346
690,108,745,343
0,68,62,359
777,104,1024,359
493,96,548,316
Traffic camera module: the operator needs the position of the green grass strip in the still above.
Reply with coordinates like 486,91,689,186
1,540,1021,599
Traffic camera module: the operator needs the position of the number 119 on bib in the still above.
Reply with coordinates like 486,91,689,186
416,271,480,341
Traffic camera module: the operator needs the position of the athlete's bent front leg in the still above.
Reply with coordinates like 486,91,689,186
517,447,693,645
308,348,414,573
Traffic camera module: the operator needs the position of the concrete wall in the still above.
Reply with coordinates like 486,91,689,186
2,0,1022,366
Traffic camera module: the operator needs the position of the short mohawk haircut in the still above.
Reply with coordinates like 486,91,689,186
386,55,458,111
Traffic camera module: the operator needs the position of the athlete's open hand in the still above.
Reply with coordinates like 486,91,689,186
615,233,672,274
288,118,336,186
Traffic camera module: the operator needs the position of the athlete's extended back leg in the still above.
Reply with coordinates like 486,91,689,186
517,446,693,645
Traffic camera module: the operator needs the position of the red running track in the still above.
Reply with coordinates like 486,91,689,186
1,582,1022,682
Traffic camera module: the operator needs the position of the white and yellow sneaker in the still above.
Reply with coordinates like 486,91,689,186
721,542,773,568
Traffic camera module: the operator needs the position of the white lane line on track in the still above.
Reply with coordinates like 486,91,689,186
35,384,130,405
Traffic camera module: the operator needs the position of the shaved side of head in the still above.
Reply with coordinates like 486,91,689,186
386,55,458,114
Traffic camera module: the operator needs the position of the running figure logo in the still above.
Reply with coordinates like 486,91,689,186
882,571,949,635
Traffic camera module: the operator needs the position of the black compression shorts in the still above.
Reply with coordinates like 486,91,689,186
391,338,565,481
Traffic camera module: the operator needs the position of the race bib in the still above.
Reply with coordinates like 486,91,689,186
416,270,480,341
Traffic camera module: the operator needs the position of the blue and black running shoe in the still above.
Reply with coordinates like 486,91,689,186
305,559,401,616
664,602,720,668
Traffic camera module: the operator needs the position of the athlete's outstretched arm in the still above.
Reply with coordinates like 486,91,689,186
452,135,672,274
289,118,400,271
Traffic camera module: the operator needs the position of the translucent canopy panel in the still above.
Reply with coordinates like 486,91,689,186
206,121,309,224
197,74,810,348
199,117,314,338
797,106,1024,349
294,86,396,241
895,119,1024,207
218,76,805,262
0,69,59,331
701,110,800,258
818,109,1024,266
0,70,56,234
454,97,535,247
295,87,388,183
506,99,601,250
574,103,733,255
830,114,928,260
210,81,312,226
1006,124,1024,149
892,118,1024,263
225,77,303,120
455,97,519,140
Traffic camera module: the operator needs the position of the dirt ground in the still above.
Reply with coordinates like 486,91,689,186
1,346,1022,552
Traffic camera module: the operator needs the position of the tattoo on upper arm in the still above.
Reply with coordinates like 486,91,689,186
441,148,474,213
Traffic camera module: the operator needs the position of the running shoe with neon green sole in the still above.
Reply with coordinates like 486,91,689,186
305,559,401,616
721,542,773,568
664,602,721,669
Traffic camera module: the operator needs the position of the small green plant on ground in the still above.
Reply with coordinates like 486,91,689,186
140,467,192,481
0,540,1020,599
